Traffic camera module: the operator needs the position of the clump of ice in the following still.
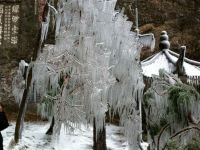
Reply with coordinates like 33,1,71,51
12,60,28,104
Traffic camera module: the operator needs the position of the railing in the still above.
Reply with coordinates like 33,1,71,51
187,76,200,92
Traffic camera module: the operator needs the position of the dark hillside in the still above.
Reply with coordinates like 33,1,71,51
117,0,200,60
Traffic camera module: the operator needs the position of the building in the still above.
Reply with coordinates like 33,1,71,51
141,31,200,90
141,31,200,78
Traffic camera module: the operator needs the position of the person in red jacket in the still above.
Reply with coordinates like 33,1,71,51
0,103,9,150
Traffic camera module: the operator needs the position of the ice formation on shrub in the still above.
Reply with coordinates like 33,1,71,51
144,70,200,149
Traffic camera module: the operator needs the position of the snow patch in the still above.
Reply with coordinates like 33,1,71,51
2,122,128,150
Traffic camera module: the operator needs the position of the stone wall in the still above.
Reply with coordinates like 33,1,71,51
0,0,39,62
0,1,57,120
18,0,39,60
0,0,39,105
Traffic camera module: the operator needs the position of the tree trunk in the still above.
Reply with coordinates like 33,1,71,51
14,1,49,143
14,68,33,143
14,27,41,143
93,118,107,150
46,116,55,135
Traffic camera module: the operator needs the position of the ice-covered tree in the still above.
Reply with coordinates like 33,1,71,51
12,0,154,149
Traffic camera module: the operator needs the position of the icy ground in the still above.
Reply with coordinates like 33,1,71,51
2,122,128,150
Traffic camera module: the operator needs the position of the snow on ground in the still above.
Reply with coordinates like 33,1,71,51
2,122,128,150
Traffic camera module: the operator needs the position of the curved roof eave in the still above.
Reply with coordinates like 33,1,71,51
163,49,177,65
142,49,200,67
141,49,200,77
168,50,200,66
141,51,163,66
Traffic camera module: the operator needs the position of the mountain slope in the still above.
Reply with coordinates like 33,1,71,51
117,0,200,60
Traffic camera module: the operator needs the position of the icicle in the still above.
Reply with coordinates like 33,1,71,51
138,33,155,51
40,20,50,44
40,1,55,45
